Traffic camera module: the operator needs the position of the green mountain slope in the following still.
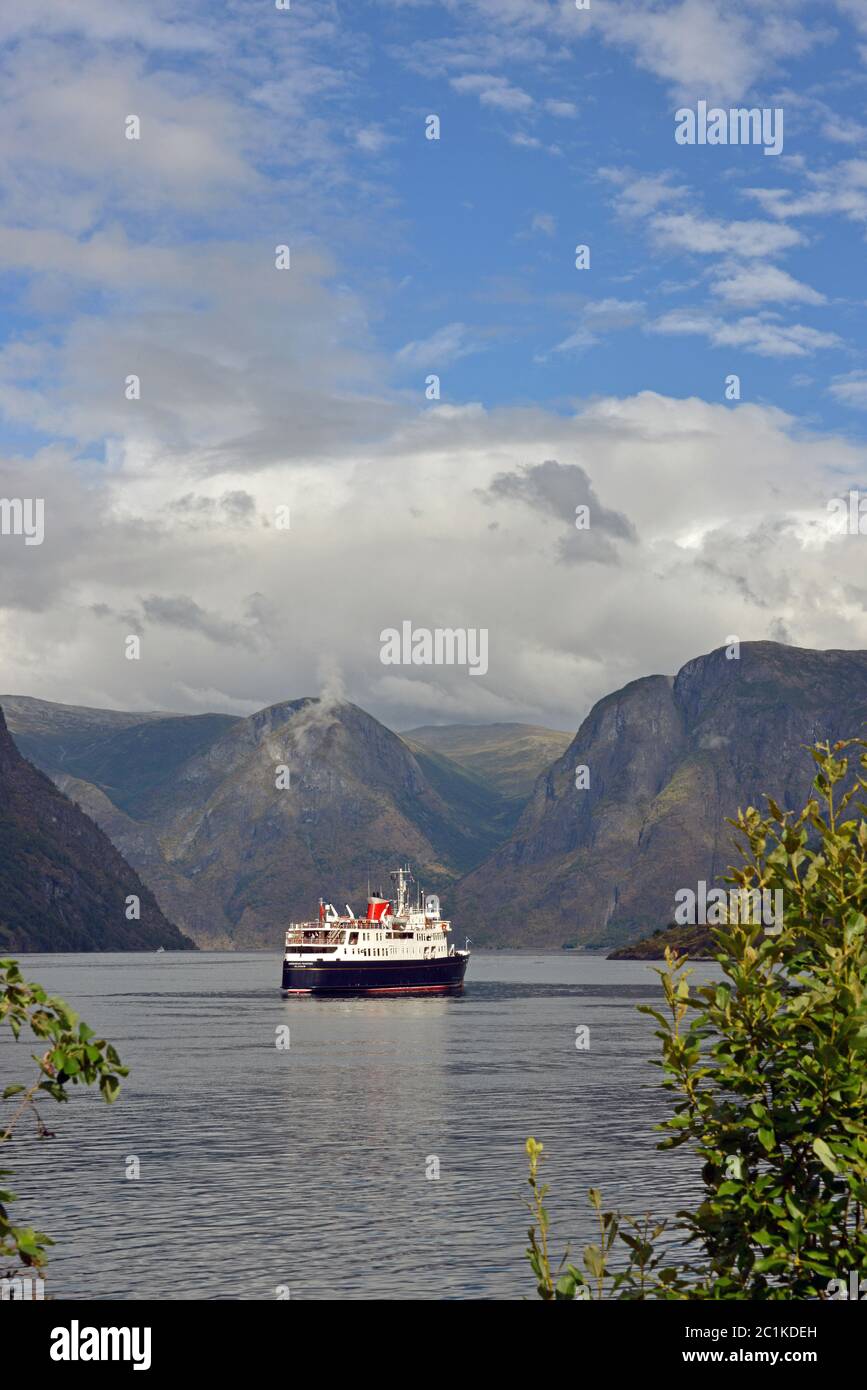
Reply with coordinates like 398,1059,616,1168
2,696,237,815
401,722,572,799
401,741,524,858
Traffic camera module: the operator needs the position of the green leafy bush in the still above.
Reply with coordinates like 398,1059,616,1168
526,738,867,1299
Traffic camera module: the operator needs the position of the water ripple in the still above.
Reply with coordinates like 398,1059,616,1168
0,950,721,1300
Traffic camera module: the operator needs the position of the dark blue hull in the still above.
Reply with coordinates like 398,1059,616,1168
282,952,469,995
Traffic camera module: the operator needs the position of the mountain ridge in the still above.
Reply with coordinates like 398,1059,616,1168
0,703,195,953
455,641,867,947
5,643,865,952
3,695,523,948
402,722,572,800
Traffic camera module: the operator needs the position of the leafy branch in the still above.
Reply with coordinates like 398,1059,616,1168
1,957,128,1274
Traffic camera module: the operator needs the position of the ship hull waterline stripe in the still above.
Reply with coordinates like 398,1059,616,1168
282,983,462,996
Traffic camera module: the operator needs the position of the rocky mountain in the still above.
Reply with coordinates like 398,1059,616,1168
7,641,865,953
0,705,194,953
5,695,516,949
401,722,573,800
455,642,867,948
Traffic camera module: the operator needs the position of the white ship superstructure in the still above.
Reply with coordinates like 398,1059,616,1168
281,866,469,995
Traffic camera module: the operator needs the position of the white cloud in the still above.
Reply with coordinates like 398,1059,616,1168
544,98,578,118
1,0,865,737
355,125,398,153
835,0,867,36
591,0,827,103
652,309,843,357
0,0,213,50
510,132,540,148
395,323,487,369
0,229,393,469
0,55,255,231
829,371,867,409
600,167,687,220
4,392,867,729
821,113,867,145
530,212,557,236
546,299,646,355
710,264,826,307
745,160,867,225
652,211,805,259
450,73,533,110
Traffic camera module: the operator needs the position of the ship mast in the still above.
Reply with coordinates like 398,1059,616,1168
390,864,415,916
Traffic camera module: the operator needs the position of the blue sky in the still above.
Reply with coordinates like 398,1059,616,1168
255,0,867,435
2,0,867,729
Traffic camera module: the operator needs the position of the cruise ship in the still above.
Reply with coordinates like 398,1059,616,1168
281,866,470,995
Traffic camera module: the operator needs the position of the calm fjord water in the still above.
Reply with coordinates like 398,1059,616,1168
3,951,722,1301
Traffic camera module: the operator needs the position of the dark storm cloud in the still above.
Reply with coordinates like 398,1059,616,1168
484,458,638,564
140,595,260,649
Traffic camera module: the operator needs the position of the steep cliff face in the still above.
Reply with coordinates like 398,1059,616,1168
456,643,867,947
0,705,194,952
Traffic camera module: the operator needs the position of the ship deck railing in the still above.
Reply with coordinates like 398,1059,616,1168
285,928,347,946
284,920,452,946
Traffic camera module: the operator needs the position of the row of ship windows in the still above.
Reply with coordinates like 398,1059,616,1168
347,934,432,945
354,934,432,941
356,947,435,956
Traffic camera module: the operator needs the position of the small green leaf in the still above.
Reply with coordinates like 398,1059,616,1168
99,1074,121,1104
812,1138,838,1173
